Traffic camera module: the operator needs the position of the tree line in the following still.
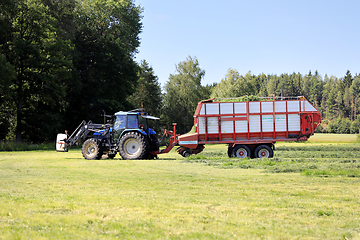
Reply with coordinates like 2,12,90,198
162,59,360,135
1,0,359,144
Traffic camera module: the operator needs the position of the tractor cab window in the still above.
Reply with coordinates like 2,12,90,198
114,115,126,130
127,115,138,129
138,115,148,129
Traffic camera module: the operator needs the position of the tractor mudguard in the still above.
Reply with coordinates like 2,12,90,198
93,128,112,136
148,128,156,135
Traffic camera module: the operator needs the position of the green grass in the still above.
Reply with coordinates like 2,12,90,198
187,142,360,177
1,142,360,239
308,133,359,143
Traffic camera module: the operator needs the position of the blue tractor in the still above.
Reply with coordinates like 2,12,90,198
56,109,160,160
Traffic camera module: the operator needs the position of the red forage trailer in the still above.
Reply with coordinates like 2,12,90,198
166,96,321,158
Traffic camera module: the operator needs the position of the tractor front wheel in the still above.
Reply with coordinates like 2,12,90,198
82,138,103,160
118,132,148,160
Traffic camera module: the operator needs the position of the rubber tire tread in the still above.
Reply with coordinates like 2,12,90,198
149,134,160,152
118,132,149,160
82,138,103,160
254,145,274,158
233,145,251,158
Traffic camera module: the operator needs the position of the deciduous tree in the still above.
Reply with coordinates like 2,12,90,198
68,0,143,128
211,69,255,98
351,76,360,120
162,56,207,133
0,53,16,140
1,0,73,142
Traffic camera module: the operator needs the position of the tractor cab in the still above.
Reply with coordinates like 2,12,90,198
113,109,159,142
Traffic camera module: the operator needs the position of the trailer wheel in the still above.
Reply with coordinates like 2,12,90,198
182,150,191,158
118,132,148,160
233,145,250,159
227,145,234,157
82,138,103,160
255,145,273,158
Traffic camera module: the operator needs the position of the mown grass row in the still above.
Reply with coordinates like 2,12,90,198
184,143,360,177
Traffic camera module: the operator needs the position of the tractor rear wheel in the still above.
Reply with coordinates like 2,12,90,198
82,138,103,160
118,132,149,160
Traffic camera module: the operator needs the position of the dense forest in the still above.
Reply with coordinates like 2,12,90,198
0,0,151,142
0,0,359,144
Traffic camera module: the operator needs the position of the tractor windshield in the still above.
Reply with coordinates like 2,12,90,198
114,115,126,130
127,115,138,128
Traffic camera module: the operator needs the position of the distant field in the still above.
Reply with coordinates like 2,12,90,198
308,133,358,143
0,140,359,239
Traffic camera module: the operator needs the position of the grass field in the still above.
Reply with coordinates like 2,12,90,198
0,134,360,239
308,133,359,143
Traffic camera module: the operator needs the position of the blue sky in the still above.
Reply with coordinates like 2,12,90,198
134,0,360,87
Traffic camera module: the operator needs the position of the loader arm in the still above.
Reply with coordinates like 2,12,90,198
65,120,87,147
65,121,111,149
